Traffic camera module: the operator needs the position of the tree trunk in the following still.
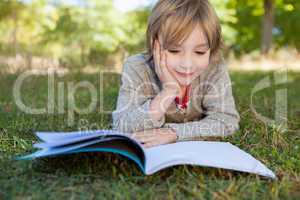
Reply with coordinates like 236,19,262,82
261,0,274,55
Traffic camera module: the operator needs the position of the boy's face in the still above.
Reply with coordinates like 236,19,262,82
159,24,210,86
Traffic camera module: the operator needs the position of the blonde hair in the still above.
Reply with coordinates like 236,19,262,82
145,0,223,64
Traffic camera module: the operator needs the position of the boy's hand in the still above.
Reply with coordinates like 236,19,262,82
131,128,178,148
153,39,181,96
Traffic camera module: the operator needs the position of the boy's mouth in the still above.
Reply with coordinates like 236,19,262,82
175,71,195,77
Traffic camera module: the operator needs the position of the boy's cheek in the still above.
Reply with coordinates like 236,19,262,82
167,65,180,78
165,54,178,68
201,61,210,70
199,56,210,70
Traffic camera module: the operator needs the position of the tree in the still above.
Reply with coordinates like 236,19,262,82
224,0,299,55
262,0,274,55
0,0,25,55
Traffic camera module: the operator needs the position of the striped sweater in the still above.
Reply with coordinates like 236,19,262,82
112,52,240,141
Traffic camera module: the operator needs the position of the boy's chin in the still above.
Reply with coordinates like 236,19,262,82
177,79,194,86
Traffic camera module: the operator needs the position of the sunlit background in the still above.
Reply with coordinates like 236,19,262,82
0,2,300,197
0,0,299,73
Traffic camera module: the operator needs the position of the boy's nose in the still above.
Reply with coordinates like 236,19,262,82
178,62,194,73
179,55,194,71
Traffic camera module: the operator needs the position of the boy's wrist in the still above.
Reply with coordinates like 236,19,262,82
166,127,178,142
162,87,180,98
165,127,179,142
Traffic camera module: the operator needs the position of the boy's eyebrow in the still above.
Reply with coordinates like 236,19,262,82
171,43,209,48
195,43,209,48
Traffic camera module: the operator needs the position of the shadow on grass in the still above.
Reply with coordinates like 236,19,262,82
27,152,265,181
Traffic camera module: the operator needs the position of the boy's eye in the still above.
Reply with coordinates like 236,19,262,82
168,50,207,55
196,51,206,55
168,49,180,54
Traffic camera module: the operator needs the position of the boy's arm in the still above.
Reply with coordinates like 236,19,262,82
112,58,174,133
162,68,240,141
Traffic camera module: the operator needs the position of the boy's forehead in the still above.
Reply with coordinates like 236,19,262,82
160,24,208,47
183,26,208,45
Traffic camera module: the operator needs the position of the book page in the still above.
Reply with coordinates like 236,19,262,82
144,141,276,179
34,135,124,148
19,130,147,170
35,130,125,143
20,137,112,159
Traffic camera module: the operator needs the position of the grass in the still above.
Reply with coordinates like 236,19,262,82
0,70,299,199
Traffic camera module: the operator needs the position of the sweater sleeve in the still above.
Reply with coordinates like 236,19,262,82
112,57,166,133
163,65,240,141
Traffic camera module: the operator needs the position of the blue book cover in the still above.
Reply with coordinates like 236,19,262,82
18,129,276,179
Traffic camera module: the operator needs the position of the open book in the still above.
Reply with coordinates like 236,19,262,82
18,130,276,179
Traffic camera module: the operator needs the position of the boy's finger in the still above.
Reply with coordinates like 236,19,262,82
134,135,156,144
155,40,161,63
158,42,163,64
160,50,167,68
143,141,157,148
154,40,163,76
132,130,155,138
160,51,172,76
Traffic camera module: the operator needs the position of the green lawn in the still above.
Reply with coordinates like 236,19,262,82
0,70,299,199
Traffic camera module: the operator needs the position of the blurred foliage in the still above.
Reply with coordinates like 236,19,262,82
216,0,300,54
0,0,299,68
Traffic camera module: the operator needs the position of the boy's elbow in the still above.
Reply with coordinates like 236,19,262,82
225,110,240,136
224,121,240,136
